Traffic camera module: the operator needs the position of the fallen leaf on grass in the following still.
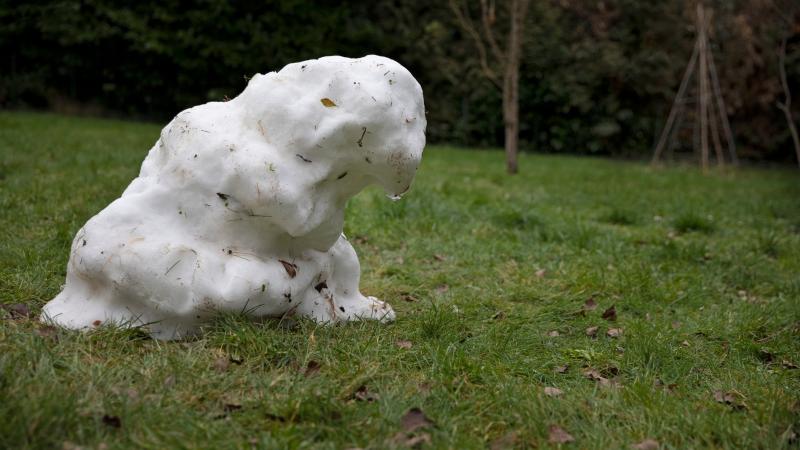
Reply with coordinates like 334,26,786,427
435,284,449,293
757,349,774,363
490,432,518,450
586,326,599,337
304,360,321,377
607,328,623,338
781,360,798,370
713,390,747,410
401,408,434,432
547,330,560,337
353,385,379,402
433,254,446,262
392,432,431,448
602,305,617,321
544,387,563,397
224,403,243,412
492,311,506,320
535,269,547,278
213,357,230,372
401,293,418,302
583,297,598,312
396,340,413,349
548,424,575,443
1,303,30,319
101,415,121,428
654,379,677,393
555,364,569,374
163,375,176,387
631,438,660,449
36,325,58,340
584,369,621,388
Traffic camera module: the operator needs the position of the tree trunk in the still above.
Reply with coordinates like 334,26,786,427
503,0,526,175
503,68,519,174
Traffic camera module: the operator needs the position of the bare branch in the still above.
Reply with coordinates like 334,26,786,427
448,0,501,88
776,36,800,167
480,0,507,65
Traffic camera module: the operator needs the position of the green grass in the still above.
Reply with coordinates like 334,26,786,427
1,111,799,449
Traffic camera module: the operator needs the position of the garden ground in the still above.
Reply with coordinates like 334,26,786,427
1,112,799,449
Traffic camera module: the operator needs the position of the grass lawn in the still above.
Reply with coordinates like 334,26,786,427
1,111,799,449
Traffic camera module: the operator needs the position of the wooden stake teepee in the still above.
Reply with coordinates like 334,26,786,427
651,3,737,170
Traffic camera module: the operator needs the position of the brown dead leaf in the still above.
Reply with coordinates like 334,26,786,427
671,321,682,329
584,369,620,388
681,340,690,347
433,254,446,262
435,284,449,293
353,385,379,402
583,297,598,312
213,357,230,372
713,390,747,410
654,379,677,393
36,325,58,340
304,360,321,377
163,374,176,387
490,432,518,450
535,269,547,278
224,403,243,412
101,414,121,428
782,360,799,369
548,424,575,444
555,364,569,374
602,305,617,321
2,303,30,319
396,340,413,349
492,311,506,320
631,438,660,449
320,98,337,107
401,293,418,302
547,330,560,337
401,408,434,432
607,327,623,338
544,386,564,397
586,326,599,337
278,260,297,278
392,431,431,448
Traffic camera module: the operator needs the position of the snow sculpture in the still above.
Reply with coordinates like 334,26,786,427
41,55,426,339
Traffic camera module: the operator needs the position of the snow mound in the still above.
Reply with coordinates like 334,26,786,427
41,55,426,339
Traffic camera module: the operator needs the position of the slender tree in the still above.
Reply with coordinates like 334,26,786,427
449,0,530,174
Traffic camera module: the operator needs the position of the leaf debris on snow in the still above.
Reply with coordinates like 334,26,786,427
278,260,298,278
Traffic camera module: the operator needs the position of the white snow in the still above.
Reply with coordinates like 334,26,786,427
41,55,426,339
